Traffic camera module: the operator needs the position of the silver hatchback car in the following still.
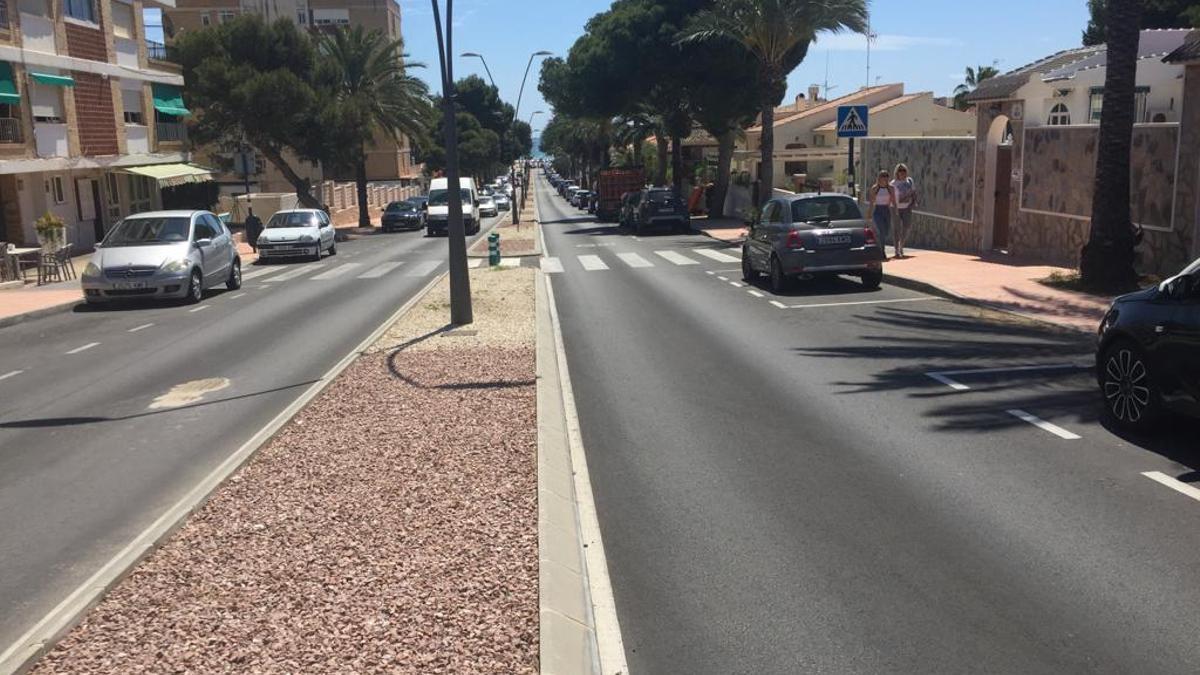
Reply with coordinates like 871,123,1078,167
742,194,886,292
81,210,241,304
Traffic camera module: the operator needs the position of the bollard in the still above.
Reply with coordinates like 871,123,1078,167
488,231,501,266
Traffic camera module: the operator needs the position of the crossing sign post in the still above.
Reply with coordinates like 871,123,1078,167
837,105,869,196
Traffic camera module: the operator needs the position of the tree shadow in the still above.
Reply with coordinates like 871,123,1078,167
382,325,536,391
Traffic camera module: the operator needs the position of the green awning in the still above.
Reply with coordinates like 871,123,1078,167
151,83,189,116
0,63,19,104
30,72,74,87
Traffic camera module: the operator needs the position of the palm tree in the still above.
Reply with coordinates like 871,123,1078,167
1080,0,1143,291
319,27,433,228
952,64,1000,111
683,0,867,204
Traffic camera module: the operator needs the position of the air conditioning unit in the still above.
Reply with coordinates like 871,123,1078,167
1145,109,1169,123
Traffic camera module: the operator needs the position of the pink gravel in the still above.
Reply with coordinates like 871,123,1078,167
33,347,538,674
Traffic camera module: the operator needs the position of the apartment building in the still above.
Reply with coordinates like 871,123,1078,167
162,0,420,193
0,0,205,250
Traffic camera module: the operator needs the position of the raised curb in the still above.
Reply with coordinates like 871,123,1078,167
882,273,1094,334
0,299,81,330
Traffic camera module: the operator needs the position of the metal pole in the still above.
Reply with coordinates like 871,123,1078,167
510,51,550,225
431,0,472,325
847,136,855,198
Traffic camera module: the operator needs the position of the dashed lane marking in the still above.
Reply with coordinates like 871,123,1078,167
730,281,746,288
230,293,247,299
717,276,729,281
578,255,609,271
748,290,764,298
693,248,741,263
926,363,1090,391
66,342,99,355
0,370,23,381
1142,471,1200,504
616,252,653,268
1006,409,1081,440
769,300,788,309
127,323,154,333
188,305,211,313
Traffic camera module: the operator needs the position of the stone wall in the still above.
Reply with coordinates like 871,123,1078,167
861,136,977,251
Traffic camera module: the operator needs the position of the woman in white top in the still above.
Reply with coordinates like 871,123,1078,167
889,163,917,258
867,170,896,251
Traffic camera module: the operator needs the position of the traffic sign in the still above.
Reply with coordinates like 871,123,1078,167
836,105,869,138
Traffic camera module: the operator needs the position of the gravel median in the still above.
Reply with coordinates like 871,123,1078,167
33,267,538,674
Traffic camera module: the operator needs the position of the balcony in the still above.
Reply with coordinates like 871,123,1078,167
0,117,22,144
156,121,186,144
146,40,172,62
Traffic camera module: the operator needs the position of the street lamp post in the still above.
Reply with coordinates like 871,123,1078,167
511,51,552,223
431,0,472,325
528,110,543,127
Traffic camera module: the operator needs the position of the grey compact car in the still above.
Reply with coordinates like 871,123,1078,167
81,210,241,304
742,194,885,292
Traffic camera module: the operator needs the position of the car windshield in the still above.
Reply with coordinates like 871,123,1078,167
102,217,191,246
266,212,319,229
791,197,862,224
428,188,472,206
386,202,415,212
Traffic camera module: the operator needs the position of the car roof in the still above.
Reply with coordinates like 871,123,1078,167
125,210,209,219
271,208,324,214
780,193,854,202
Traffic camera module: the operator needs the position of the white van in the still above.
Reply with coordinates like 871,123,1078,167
425,177,480,236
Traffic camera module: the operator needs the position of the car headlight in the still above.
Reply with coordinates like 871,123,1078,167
161,259,190,273
300,234,315,243
83,262,100,277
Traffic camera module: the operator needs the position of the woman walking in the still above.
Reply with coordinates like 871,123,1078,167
867,170,896,256
890,163,917,258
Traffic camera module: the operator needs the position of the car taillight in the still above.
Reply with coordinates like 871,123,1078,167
864,227,877,245
786,230,806,249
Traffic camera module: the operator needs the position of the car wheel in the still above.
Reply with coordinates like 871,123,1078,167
861,269,883,289
426,228,434,237
741,248,759,282
329,240,337,256
311,244,322,262
226,258,242,290
185,269,203,304
769,256,790,294
1100,340,1160,430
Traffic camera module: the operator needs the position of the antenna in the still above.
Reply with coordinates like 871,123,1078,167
823,51,838,99
865,15,878,89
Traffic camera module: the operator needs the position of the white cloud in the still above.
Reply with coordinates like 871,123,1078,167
814,33,964,52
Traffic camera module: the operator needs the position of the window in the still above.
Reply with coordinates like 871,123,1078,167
201,13,210,26
110,0,133,38
104,173,121,220
50,175,65,204
765,202,783,223
193,219,216,241
1090,86,1150,123
218,10,235,23
128,174,152,212
296,10,307,23
813,134,825,147
63,0,96,23
791,196,862,224
30,84,63,123
202,213,225,236
121,88,144,125
1048,103,1071,126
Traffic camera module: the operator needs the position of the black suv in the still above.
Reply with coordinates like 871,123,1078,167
381,200,424,232
1096,256,1200,429
632,188,689,234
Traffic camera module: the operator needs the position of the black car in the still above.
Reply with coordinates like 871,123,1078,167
1096,257,1200,429
381,200,423,232
618,191,641,228
633,188,689,234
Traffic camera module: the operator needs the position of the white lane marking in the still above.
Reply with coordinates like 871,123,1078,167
541,257,564,273
127,323,154,333
717,275,729,281
264,263,325,283
188,305,211,313
1006,409,1081,440
1142,471,1200,504
927,373,970,391
404,260,442,277
705,270,715,275
694,248,741,263
66,342,99,355
616,252,653,268
0,370,23,381
730,281,746,288
769,300,788,309
468,258,484,268
240,266,285,281
748,290,764,298
578,255,609,271
230,293,247,299
499,258,521,268
310,263,362,280
359,262,405,278
784,297,941,309
654,250,699,266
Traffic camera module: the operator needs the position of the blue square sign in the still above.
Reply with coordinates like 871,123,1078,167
836,105,869,138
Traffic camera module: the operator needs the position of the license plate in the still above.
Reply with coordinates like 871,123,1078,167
113,281,147,290
658,207,674,214
818,235,851,246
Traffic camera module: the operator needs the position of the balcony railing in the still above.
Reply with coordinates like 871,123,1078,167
146,40,171,61
0,117,23,144
156,121,186,144
0,0,10,29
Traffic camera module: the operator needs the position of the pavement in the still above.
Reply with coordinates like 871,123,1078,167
539,173,1200,673
0,210,508,662
694,221,1114,333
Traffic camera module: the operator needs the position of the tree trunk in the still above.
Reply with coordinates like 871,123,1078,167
1079,0,1142,292
712,129,736,219
632,138,643,168
758,102,774,206
258,144,322,209
671,134,684,193
654,133,669,186
355,148,370,229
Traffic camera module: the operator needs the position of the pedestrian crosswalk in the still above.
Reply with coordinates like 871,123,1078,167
540,247,741,274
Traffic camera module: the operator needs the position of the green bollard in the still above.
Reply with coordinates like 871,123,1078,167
488,231,501,266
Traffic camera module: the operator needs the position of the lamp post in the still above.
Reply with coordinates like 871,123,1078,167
431,0,472,325
511,51,552,222
460,52,503,194
528,109,544,127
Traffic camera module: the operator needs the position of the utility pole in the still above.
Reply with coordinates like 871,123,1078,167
865,16,877,90
511,50,552,223
431,0,472,325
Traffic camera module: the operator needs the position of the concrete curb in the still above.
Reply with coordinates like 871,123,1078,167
0,270,450,675
883,273,1095,334
0,298,81,330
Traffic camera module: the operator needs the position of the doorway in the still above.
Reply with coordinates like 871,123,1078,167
993,145,1012,250
75,178,102,244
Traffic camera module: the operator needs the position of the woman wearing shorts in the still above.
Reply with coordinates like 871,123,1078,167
867,170,896,254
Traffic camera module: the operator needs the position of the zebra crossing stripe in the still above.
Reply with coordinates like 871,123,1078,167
264,263,324,282
541,257,564,273
468,258,484,268
616,252,654,268
654,250,699,266
241,265,286,281
578,255,609,271
310,263,362,280
358,262,404,279
404,260,441,276
694,248,741,263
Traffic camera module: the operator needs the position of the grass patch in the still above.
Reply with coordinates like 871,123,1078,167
1038,270,1160,295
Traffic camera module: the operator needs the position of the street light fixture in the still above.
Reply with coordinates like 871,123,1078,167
528,109,544,127
459,52,496,89
511,50,552,223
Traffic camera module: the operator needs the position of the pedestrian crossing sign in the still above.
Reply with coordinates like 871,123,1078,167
837,105,869,138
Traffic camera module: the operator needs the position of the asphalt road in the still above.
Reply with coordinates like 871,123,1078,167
538,175,1200,674
0,212,505,653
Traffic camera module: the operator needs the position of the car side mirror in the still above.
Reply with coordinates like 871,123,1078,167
193,238,212,248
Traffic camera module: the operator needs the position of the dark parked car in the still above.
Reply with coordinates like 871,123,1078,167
741,193,885,292
381,200,424,232
1096,257,1200,430
572,190,593,209
408,195,429,212
618,191,641,228
632,188,689,234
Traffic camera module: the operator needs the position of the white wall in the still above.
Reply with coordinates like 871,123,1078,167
1023,57,1185,127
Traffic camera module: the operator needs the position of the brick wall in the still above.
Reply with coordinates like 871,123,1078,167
73,73,118,156
64,22,107,61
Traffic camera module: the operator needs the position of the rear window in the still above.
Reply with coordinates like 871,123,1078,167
646,190,675,204
791,197,861,224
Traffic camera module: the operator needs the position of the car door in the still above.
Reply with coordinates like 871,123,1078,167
747,201,775,269
318,211,334,249
191,217,219,281
204,214,232,280
1158,273,1200,414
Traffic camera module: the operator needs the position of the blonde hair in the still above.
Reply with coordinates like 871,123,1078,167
894,163,908,175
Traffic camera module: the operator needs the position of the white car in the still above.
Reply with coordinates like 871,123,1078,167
257,209,337,262
478,195,498,217
492,192,511,211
